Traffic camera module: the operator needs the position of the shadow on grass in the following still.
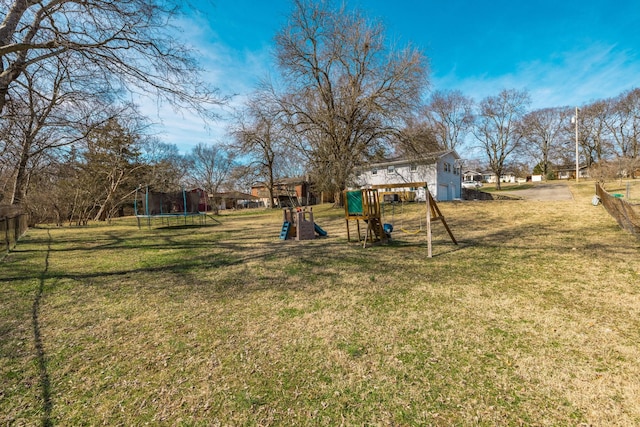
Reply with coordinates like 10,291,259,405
32,229,53,427
1,254,243,285
154,223,221,231
12,223,224,254
9,208,637,299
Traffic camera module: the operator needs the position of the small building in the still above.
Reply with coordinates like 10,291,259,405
210,191,262,210
463,170,483,182
350,150,462,201
481,171,519,184
553,164,589,180
188,188,210,211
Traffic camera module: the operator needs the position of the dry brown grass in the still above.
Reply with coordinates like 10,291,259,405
1,181,640,425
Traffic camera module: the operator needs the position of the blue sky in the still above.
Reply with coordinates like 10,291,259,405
142,0,640,154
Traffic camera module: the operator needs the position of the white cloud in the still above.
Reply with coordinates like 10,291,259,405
434,43,640,109
133,14,276,154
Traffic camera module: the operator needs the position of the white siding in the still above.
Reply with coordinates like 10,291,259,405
355,163,436,188
352,151,462,201
435,152,462,200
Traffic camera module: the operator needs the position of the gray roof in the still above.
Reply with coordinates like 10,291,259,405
363,150,460,169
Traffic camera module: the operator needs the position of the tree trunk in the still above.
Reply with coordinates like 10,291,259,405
333,178,347,207
333,190,343,208
93,170,124,221
0,0,30,114
10,139,31,205
268,187,275,208
494,169,502,190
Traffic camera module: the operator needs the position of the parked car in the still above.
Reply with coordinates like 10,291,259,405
462,180,482,189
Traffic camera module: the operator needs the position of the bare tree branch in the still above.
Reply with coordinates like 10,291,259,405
273,0,428,202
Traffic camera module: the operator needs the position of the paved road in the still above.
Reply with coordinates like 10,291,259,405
500,182,574,201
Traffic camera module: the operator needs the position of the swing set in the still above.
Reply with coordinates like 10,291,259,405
345,182,457,257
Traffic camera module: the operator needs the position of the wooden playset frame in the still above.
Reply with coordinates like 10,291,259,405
343,189,388,248
344,182,457,256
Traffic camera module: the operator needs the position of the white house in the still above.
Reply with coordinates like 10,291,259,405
482,171,518,184
463,170,483,182
350,150,462,201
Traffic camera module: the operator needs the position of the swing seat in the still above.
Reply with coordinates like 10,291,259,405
383,223,393,235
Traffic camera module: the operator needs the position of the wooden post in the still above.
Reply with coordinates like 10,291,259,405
345,218,351,242
426,190,432,258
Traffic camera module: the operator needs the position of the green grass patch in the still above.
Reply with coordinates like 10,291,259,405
1,182,640,425
481,182,536,192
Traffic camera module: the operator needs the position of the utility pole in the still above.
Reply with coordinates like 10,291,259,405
574,107,579,183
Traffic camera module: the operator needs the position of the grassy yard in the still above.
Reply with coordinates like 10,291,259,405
483,179,640,203
2,182,640,425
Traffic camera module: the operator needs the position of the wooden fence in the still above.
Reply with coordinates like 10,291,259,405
1,206,29,254
595,182,640,238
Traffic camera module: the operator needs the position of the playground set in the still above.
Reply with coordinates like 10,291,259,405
343,182,457,256
279,207,328,241
343,189,388,247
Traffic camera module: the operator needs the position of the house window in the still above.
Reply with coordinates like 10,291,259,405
410,164,417,172
387,165,395,174
372,168,377,175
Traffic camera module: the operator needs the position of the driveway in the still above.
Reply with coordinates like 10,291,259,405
500,182,573,201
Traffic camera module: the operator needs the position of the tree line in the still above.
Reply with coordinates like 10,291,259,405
2,0,639,224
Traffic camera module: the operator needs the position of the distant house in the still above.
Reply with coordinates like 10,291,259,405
251,177,319,207
188,188,210,212
481,171,518,184
463,170,483,182
350,150,462,201
210,191,261,210
553,164,589,180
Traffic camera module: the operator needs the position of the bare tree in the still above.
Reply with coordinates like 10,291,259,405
82,115,148,221
520,107,572,178
577,100,614,167
2,57,118,205
1,0,224,207
606,89,640,162
141,140,188,192
473,89,530,190
392,116,442,158
424,89,474,151
20,148,76,225
230,90,290,208
185,143,235,214
0,0,222,115
273,0,428,203
22,110,148,224
226,164,257,194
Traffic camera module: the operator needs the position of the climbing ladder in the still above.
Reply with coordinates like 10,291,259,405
279,221,291,240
